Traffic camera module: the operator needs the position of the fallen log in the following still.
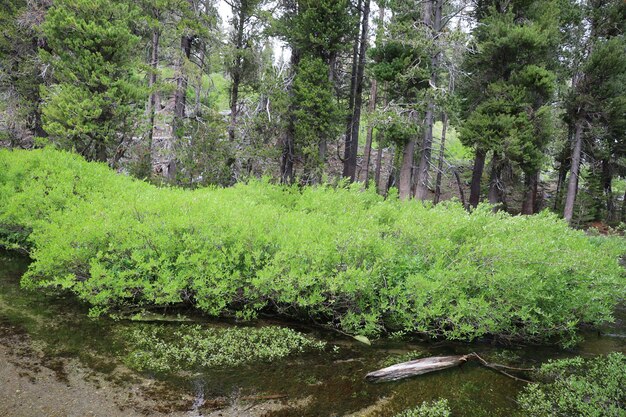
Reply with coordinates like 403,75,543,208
366,352,533,383
365,354,475,383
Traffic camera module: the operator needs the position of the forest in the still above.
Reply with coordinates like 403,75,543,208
0,0,625,416
1,0,625,225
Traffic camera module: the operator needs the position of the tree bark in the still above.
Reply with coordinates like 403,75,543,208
228,4,246,142
170,34,192,180
433,112,448,204
399,136,416,200
362,3,385,185
374,142,384,192
280,50,300,184
469,147,487,208
343,0,370,181
564,121,583,223
414,0,442,201
602,158,614,222
145,27,160,172
488,155,501,207
521,171,538,215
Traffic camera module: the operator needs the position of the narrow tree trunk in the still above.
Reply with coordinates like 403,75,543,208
145,27,160,173
281,50,300,184
433,112,448,204
414,0,442,201
453,169,467,209
564,121,583,223
488,153,504,211
374,143,384,192
602,159,614,222
469,147,487,208
521,171,538,215
343,0,370,181
362,3,385,185
399,137,416,200
229,5,246,142
171,34,192,180
622,188,626,223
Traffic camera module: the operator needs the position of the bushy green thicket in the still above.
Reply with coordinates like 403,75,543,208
517,353,626,417
1,149,624,345
125,325,326,372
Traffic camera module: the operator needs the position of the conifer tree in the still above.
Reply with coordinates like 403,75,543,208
40,0,145,162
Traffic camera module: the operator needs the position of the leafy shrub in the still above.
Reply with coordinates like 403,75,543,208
124,324,326,372
394,399,452,417
0,148,624,346
517,353,626,417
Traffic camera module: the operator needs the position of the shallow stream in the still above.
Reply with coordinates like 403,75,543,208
1,249,624,416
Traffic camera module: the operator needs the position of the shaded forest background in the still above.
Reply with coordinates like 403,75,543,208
1,0,625,226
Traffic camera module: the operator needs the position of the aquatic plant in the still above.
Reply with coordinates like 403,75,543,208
124,324,326,372
394,399,451,417
517,352,626,417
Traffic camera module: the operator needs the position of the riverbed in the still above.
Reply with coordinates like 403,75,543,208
1,249,624,417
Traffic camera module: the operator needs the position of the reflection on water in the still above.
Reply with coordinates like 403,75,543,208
0,249,624,417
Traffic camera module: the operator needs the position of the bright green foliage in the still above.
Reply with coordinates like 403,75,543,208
394,399,452,417
1,149,625,346
517,353,626,417
125,324,326,372
40,0,145,162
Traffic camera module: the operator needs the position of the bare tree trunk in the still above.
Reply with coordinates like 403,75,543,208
229,4,246,142
622,188,626,223
433,112,448,204
399,136,416,200
521,171,538,215
361,3,385,185
414,0,442,201
145,27,160,172
453,169,466,209
343,0,370,181
374,145,384,191
469,147,487,208
488,153,503,210
564,121,583,223
170,34,192,180
602,158,614,222
281,50,300,184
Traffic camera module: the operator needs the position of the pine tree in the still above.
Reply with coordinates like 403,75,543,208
40,0,145,162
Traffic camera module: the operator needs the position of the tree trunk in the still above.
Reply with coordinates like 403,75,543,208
399,136,416,200
361,3,385,185
602,159,614,222
433,112,448,204
453,169,467,209
414,0,442,201
469,147,487,208
622,188,626,223
374,143,384,192
171,34,192,180
229,5,246,142
343,0,370,181
281,50,300,184
564,121,583,223
145,27,160,172
521,171,538,215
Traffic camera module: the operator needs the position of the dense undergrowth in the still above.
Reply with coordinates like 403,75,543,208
1,148,624,346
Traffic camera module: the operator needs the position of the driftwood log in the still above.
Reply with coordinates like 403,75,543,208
366,352,533,383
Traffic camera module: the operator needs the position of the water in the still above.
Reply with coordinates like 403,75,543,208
1,249,624,416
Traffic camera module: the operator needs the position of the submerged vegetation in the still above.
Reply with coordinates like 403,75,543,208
394,399,452,417
518,353,626,417
125,325,326,373
0,149,625,347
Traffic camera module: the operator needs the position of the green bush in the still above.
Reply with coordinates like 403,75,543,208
124,324,326,372
394,399,451,417
517,353,626,417
0,148,624,345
